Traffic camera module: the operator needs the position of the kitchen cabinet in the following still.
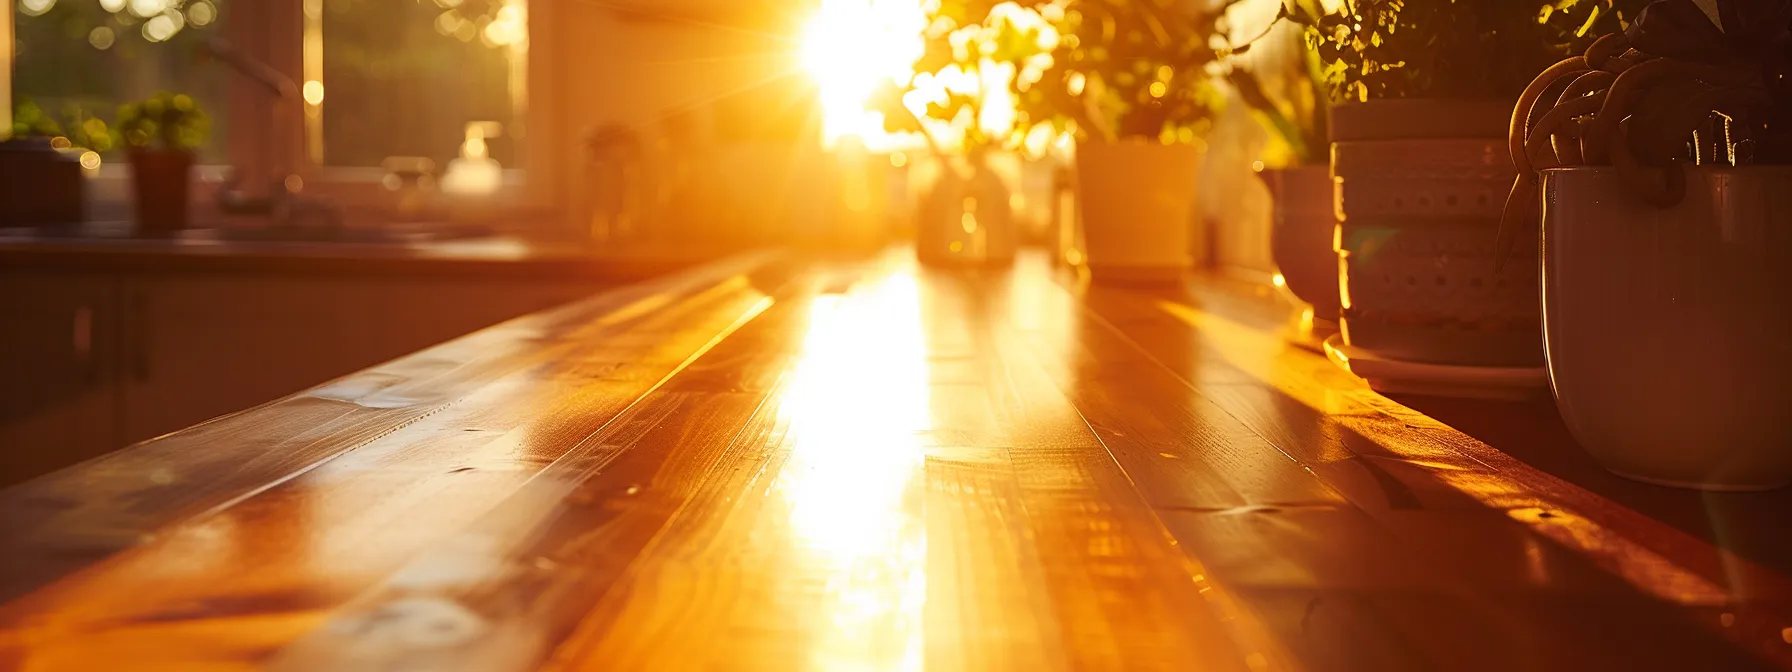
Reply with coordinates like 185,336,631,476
0,272,122,479
119,275,601,444
2,270,608,486
117,276,391,444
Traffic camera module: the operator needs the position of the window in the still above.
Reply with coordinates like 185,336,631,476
7,0,532,203
11,0,231,162
316,0,525,169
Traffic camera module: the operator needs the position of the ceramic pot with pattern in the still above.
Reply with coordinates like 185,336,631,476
1330,100,1543,368
1075,139,1203,282
1542,166,1792,490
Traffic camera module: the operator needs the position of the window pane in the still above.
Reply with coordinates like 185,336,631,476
319,0,524,168
12,0,231,163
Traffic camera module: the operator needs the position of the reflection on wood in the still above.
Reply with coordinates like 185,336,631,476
0,250,1786,671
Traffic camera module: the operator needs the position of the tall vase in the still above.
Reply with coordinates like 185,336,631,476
916,154,1016,267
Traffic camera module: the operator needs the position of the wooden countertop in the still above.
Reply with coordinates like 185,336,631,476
1,249,1788,670
0,224,720,280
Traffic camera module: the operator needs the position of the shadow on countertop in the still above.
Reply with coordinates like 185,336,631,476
1393,393,1792,582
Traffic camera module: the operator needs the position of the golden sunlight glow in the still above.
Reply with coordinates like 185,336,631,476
302,80,325,106
801,0,926,145
777,271,930,669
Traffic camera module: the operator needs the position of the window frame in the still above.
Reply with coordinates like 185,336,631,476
234,0,546,211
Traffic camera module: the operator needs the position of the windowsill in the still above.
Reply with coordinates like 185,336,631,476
84,163,540,226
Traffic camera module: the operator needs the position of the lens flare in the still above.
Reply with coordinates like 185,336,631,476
801,0,926,144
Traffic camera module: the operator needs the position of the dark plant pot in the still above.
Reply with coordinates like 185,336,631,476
1330,99,1542,368
1266,165,1341,320
1543,166,1792,490
0,139,85,226
130,148,196,236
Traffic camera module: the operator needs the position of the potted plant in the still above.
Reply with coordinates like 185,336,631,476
1230,0,1338,344
869,2,1053,267
1292,0,1643,380
117,92,211,235
1013,0,1239,282
0,97,86,226
1505,0,1792,489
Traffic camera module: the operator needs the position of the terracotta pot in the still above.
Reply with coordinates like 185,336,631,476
1076,139,1202,282
917,156,1016,267
1542,166,1792,490
130,148,196,236
1266,165,1341,320
1331,99,1542,368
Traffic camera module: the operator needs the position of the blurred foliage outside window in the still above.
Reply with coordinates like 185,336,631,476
12,0,229,162
321,0,525,168
11,0,527,170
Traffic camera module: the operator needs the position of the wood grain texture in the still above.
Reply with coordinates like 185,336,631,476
0,234,719,281
1062,267,1789,669
0,249,1787,671
0,252,782,605
267,275,821,672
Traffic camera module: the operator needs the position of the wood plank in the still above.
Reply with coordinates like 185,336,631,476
0,252,784,605
0,248,1785,669
265,276,822,671
983,326,1263,671
542,272,943,670
0,258,796,669
544,265,1260,670
1059,269,1788,668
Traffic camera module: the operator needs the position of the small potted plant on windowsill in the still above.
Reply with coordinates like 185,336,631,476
0,97,86,227
1293,0,1644,394
1016,0,1239,282
117,92,211,236
1506,0,1792,489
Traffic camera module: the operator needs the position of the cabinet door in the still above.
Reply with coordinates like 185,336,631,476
117,274,611,446
375,277,606,356
0,272,120,485
119,276,388,445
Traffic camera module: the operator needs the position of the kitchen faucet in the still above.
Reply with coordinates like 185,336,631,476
195,37,342,228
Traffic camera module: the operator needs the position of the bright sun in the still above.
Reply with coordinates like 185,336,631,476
801,0,926,145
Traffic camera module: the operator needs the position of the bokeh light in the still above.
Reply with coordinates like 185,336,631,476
481,2,527,48
188,1,217,26
144,16,174,42
19,0,56,17
88,26,116,50
127,0,167,19
303,80,326,106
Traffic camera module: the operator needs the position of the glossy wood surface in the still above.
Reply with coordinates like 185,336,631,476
0,249,1788,671
0,230,713,280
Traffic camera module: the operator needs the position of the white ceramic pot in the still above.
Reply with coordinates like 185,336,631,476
1267,165,1341,320
1331,99,1542,368
1542,166,1792,490
1076,139,1202,282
